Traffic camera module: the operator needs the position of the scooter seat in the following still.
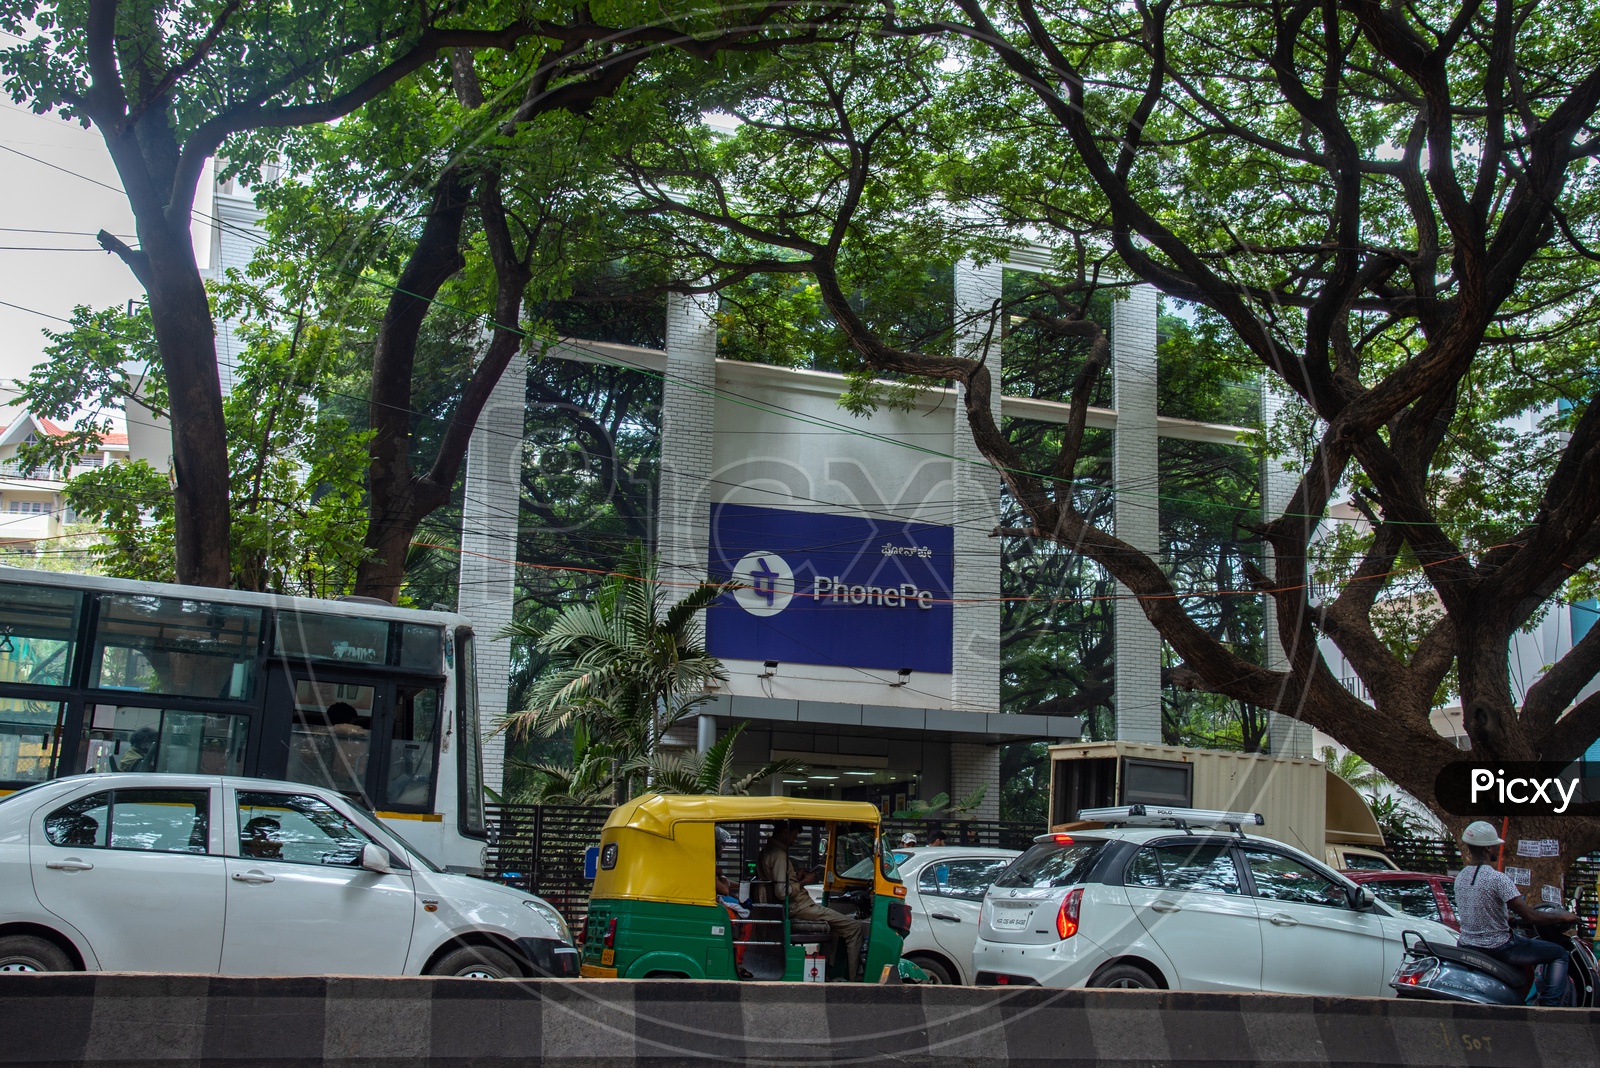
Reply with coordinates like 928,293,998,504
1419,940,1528,990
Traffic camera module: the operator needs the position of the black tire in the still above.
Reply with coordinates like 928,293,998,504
908,955,956,985
0,935,74,973
428,945,523,979
1090,963,1159,990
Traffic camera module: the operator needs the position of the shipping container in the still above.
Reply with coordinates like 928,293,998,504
1046,741,1386,865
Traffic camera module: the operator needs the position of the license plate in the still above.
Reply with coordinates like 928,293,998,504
601,948,615,966
991,912,1031,931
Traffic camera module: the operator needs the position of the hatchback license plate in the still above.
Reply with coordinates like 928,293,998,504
992,912,1031,931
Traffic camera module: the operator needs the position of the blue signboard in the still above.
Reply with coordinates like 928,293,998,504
706,504,953,673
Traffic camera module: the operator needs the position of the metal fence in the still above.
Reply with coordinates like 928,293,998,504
1386,837,1600,926
484,804,1043,926
487,807,1600,932
486,804,612,929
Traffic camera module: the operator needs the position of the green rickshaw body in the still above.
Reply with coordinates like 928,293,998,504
579,794,908,982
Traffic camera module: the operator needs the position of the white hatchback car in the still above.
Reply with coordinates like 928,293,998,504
0,774,577,978
897,846,1019,984
972,807,1458,996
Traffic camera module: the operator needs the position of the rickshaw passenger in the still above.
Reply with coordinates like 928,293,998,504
758,821,866,980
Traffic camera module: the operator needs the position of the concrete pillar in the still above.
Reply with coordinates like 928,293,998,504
951,260,1005,718
457,348,528,794
1261,380,1315,757
1111,285,1163,742
698,714,718,754
657,292,718,584
949,742,1001,820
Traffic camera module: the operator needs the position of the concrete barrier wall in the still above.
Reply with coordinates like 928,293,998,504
2,975,1597,1067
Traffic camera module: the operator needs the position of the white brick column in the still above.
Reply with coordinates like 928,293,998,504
457,349,527,794
657,292,718,583
1261,380,1314,756
949,742,1001,821
951,259,1004,717
1111,285,1163,742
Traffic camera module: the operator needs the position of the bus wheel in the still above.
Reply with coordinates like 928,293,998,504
429,945,522,979
0,935,74,973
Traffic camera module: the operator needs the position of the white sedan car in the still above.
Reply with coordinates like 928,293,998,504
973,811,1458,995
896,846,1019,984
0,774,576,978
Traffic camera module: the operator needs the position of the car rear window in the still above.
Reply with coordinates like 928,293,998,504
994,838,1106,889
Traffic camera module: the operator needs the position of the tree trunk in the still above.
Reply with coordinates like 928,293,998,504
351,173,474,602
134,217,232,587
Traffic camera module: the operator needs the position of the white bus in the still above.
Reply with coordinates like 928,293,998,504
0,567,490,874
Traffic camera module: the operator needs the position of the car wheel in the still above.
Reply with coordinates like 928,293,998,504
908,955,955,985
1090,963,1159,990
0,935,74,973
428,945,523,979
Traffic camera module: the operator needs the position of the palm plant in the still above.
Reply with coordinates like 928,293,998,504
1319,745,1387,793
500,544,730,801
626,722,801,795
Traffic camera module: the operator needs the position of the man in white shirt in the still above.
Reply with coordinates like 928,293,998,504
1454,821,1579,1006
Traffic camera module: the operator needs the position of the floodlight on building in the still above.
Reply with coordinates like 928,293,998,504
759,660,778,679
889,667,912,688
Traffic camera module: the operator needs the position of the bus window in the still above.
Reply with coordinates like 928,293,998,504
80,705,247,775
384,685,439,809
457,630,486,839
398,624,443,671
0,699,65,781
91,595,259,700
0,583,82,687
285,681,374,801
275,612,387,666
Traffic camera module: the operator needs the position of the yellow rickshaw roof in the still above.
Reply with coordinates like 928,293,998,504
603,793,884,838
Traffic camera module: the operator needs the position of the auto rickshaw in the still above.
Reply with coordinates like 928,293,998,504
578,794,911,982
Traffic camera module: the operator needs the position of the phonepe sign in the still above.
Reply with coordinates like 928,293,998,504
706,503,954,673
1435,762,1593,817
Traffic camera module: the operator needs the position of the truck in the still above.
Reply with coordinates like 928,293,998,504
1046,740,1397,871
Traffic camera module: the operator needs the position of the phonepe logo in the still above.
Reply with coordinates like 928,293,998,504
729,551,937,617
1435,762,1592,817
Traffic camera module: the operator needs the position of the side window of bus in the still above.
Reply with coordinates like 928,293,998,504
80,706,248,776
384,686,440,809
285,683,374,802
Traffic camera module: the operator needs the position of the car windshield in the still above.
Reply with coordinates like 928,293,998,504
994,838,1106,889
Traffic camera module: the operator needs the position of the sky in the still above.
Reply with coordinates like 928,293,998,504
0,101,142,421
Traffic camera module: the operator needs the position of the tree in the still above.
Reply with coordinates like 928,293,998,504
500,546,728,802
1,0,852,590
620,4,1600,885
16,296,370,593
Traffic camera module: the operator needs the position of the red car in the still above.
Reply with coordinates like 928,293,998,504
1346,870,1458,931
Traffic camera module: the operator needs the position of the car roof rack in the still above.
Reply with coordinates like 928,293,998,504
1076,805,1266,836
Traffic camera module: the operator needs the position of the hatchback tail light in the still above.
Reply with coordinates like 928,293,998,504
603,917,618,949
1055,888,1083,940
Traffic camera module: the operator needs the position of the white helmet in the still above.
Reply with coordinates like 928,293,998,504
1462,820,1503,847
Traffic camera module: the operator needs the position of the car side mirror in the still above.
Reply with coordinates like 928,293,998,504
360,843,393,874
1348,885,1375,911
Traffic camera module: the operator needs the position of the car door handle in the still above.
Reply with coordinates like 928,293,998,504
45,858,94,871
232,870,275,884
1269,913,1298,927
1150,901,1182,913
930,912,961,923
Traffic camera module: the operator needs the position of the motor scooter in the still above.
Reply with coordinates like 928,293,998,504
1391,905,1596,1007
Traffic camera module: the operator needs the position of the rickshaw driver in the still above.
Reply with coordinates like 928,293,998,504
758,821,867,980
